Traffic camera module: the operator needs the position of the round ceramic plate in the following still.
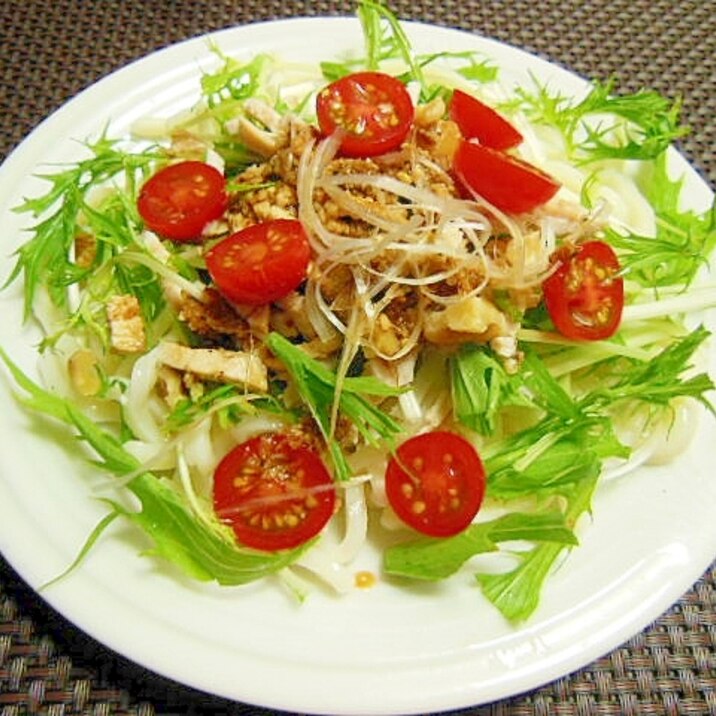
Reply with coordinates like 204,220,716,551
0,17,714,716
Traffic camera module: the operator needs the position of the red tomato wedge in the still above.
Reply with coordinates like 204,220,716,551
385,431,486,538
316,71,414,157
453,140,560,214
137,161,228,241
205,219,311,306
449,89,523,150
543,240,624,341
213,432,336,552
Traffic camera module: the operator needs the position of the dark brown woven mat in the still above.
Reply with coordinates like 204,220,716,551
1,1,715,714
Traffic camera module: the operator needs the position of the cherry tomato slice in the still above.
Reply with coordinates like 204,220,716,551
205,219,311,306
316,71,414,157
453,140,560,214
137,161,228,241
449,89,523,150
385,431,486,538
543,240,624,341
213,432,336,552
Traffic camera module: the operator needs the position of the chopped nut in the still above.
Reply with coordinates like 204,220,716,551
168,129,211,161
236,117,280,157
243,99,283,132
68,349,102,396
106,295,146,354
414,97,446,127
423,296,514,345
417,119,462,168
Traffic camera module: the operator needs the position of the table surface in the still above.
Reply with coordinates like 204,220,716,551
1,1,714,715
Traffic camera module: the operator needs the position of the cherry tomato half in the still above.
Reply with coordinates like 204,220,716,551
542,240,624,341
385,431,486,538
453,140,560,214
137,161,228,241
214,432,336,552
449,89,523,150
316,71,414,157
205,219,311,306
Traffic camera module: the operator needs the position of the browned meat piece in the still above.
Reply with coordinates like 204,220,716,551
159,341,268,392
177,288,250,345
74,233,97,268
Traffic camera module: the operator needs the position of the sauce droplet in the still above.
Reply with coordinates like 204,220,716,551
354,570,377,589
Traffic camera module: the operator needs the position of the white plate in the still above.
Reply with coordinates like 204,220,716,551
1,17,715,716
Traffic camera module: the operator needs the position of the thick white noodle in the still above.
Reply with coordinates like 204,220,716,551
123,345,165,444
289,479,370,593
181,417,219,495
292,550,356,594
602,399,701,481
176,444,207,520
333,481,369,564
122,440,177,471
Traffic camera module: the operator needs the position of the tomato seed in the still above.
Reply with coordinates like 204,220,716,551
411,500,427,515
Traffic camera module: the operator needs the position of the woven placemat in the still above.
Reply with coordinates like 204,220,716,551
1,1,715,714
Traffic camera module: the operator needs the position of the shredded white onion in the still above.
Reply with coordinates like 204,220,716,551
295,133,576,363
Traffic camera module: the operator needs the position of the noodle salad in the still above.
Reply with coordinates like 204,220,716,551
2,0,716,624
